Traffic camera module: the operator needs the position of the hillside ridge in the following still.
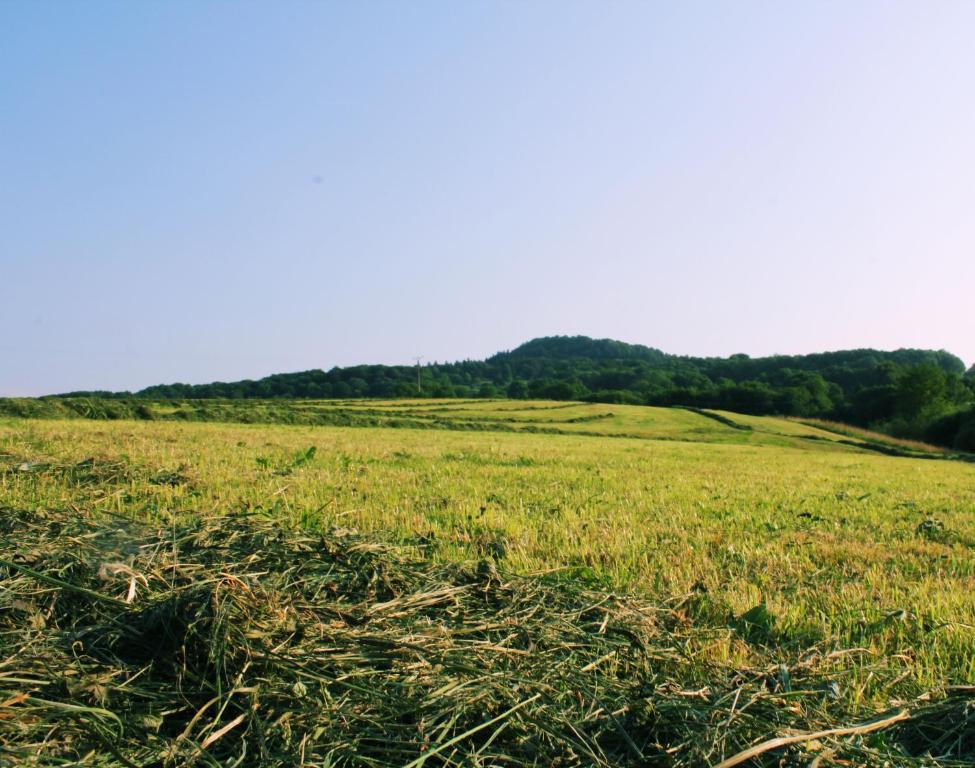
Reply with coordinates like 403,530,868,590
60,335,967,397
45,335,975,451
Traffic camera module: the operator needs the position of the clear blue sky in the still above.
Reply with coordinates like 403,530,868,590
3,1,973,396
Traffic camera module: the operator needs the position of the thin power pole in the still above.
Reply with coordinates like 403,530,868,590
413,356,423,395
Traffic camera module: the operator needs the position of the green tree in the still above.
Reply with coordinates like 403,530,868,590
895,365,947,419
507,380,529,399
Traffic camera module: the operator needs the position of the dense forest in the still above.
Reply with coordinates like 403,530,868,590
59,336,975,451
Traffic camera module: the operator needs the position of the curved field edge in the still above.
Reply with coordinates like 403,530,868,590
1,397,962,462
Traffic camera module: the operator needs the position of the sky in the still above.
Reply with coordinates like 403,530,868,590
2,1,974,396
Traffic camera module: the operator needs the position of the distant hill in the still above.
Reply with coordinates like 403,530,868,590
52,335,974,450
492,336,669,363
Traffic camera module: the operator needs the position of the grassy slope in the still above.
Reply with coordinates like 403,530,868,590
0,396,942,454
2,405,973,708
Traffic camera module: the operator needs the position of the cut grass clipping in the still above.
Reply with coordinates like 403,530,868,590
0,508,972,767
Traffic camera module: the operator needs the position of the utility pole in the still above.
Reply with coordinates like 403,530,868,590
413,356,423,395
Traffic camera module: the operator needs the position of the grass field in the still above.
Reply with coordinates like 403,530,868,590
2,400,973,765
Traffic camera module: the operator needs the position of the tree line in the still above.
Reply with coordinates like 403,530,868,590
59,335,975,451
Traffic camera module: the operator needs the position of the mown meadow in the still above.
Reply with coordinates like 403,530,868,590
1,400,973,765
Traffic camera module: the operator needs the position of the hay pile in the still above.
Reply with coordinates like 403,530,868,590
0,508,971,767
